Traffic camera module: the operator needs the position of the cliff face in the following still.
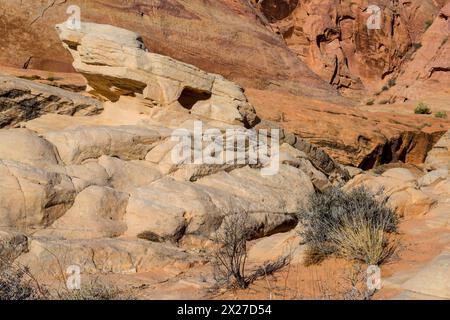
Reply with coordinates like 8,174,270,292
0,0,340,100
255,0,447,96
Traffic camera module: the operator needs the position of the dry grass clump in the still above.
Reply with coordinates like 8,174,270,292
299,186,399,266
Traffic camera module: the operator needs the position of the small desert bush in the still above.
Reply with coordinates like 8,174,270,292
366,99,375,106
298,187,399,266
387,79,396,87
1,241,134,300
415,102,431,115
424,19,433,31
0,262,43,300
435,111,448,119
213,213,255,289
0,246,45,300
55,279,135,300
412,43,422,50
212,213,288,290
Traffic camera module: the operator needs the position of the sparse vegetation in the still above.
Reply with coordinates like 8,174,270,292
213,213,255,289
412,43,422,50
387,79,396,87
414,102,432,115
379,99,389,105
424,19,433,31
298,187,399,266
55,279,136,300
1,242,135,300
212,213,289,290
381,85,389,91
0,261,43,300
435,111,448,119
366,99,375,106
0,242,46,300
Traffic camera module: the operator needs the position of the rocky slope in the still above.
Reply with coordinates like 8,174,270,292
255,0,448,96
0,2,449,300
0,22,350,286
0,0,340,100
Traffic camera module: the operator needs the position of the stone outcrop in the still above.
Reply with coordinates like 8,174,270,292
0,20,338,283
247,88,449,168
0,75,102,128
0,0,340,100
55,22,258,127
255,0,446,96
389,3,450,106
425,130,450,170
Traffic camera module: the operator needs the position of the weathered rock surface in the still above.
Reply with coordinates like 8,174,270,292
248,88,449,168
55,21,258,127
0,160,76,230
256,0,446,96
0,19,333,288
0,0,340,101
39,186,129,239
390,3,450,106
425,130,450,170
0,75,102,128
0,129,59,167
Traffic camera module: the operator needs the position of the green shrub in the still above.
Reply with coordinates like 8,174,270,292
435,111,448,119
387,79,396,87
366,99,375,106
381,85,389,91
412,43,422,50
415,102,432,114
424,19,433,31
298,187,399,266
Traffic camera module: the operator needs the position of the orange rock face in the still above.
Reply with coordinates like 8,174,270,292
247,88,449,168
255,0,446,95
390,3,450,107
0,0,339,100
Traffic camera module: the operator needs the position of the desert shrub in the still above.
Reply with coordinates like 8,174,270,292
0,245,45,300
381,85,389,91
55,279,135,300
415,102,432,114
412,43,422,50
1,241,134,300
378,99,389,105
213,213,255,289
387,79,396,87
298,187,399,266
424,19,433,30
366,99,375,106
435,111,448,119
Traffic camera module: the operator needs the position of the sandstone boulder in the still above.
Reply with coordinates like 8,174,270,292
98,156,163,192
39,186,129,239
43,125,168,165
0,128,58,167
425,130,450,170
0,160,76,230
125,196,186,242
16,237,204,277
55,22,258,127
